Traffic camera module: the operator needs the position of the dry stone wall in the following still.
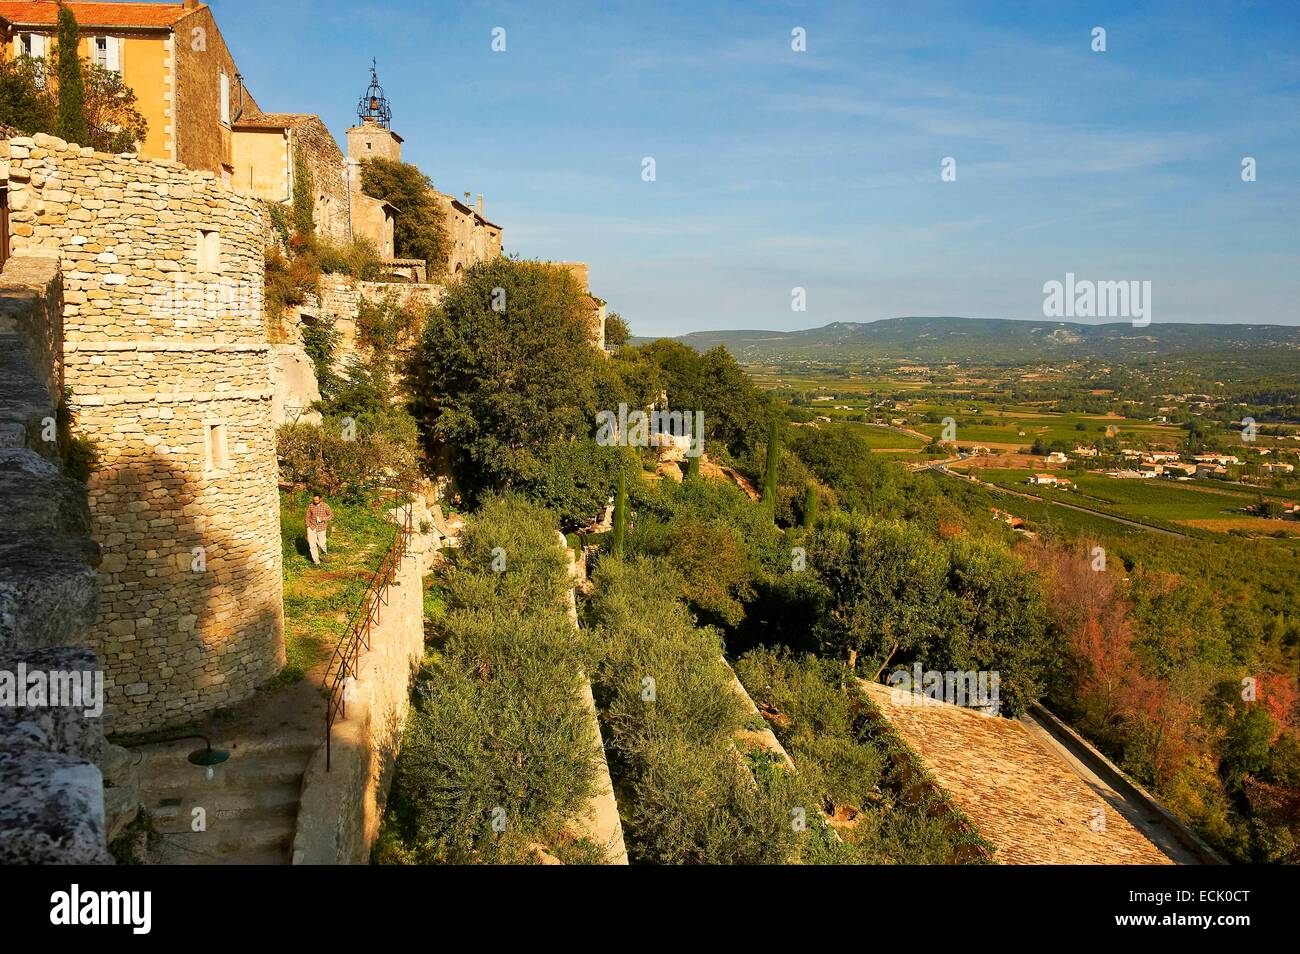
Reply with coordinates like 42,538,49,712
0,257,109,864
2,133,285,734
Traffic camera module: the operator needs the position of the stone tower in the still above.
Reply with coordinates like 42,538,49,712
346,62,403,172
3,134,285,734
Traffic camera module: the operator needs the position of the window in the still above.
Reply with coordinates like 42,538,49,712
18,33,45,58
205,423,228,473
19,34,46,88
219,72,231,124
196,229,221,271
92,36,121,73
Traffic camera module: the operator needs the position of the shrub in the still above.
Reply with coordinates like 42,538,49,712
586,556,804,863
318,237,385,282
276,412,418,498
377,496,602,864
735,647,983,864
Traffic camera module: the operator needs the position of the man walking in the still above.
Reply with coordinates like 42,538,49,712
305,492,334,565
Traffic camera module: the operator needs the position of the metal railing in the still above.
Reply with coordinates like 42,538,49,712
324,485,416,770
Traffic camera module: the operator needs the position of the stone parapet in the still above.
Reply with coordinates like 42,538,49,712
0,256,109,864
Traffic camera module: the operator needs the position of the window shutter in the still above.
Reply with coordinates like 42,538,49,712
31,34,46,59
106,36,121,73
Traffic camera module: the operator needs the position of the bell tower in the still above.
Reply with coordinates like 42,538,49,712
347,60,403,171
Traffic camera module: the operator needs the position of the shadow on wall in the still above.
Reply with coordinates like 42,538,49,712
90,451,284,737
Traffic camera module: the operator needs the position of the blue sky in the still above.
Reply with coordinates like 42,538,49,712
217,0,1300,336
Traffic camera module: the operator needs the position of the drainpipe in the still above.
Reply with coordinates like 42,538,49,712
233,72,246,124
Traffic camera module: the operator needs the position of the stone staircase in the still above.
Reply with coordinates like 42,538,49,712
133,680,324,865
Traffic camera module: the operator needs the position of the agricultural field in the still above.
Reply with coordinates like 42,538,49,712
970,468,1300,537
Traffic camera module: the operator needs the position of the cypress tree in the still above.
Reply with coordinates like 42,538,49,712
761,418,780,516
685,445,701,480
611,468,627,558
800,482,818,528
54,3,87,146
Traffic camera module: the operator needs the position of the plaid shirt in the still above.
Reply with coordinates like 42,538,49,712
305,501,334,530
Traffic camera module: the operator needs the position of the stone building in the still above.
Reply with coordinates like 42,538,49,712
231,112,350,246
0,0,259,181
551,261,606,350
345,64,502,281
437,189,502,279
2,131,284,734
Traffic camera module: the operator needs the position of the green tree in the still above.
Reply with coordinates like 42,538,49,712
604,312,631,350
809,514,949,673
761,418,780,516
0,55,53,133
800,482,819,528
54,3,87,145
360,156,450,275
82,62,147,152
625,340,772,459
411,258,617,501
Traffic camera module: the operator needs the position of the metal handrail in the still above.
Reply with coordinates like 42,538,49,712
324,484,416,770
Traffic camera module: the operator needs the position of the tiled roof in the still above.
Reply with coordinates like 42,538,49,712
232,112,319,130
0,1,193,29
859,680,1175,864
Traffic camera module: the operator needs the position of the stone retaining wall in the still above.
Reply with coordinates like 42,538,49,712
0,259,109,863
292,502,434,864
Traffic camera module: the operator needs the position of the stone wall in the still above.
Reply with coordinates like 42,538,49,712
174,4,261,177
3,133,285,734
0,255,63,422
317,275,445,372
293,117,350,247
0,256,109,864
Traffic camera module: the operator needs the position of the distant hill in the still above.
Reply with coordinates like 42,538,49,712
633,317,1300,366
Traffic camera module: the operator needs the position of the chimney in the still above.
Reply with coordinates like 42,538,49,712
463,191,470,207
476,193,483,215
184,0,199,9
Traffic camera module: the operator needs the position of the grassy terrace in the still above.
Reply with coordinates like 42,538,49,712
277,489,399,686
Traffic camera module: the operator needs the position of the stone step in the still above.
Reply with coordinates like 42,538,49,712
137,731,319,767
148,815,296,864
150,790,299,842
149,780,302,833
140,750,312,794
